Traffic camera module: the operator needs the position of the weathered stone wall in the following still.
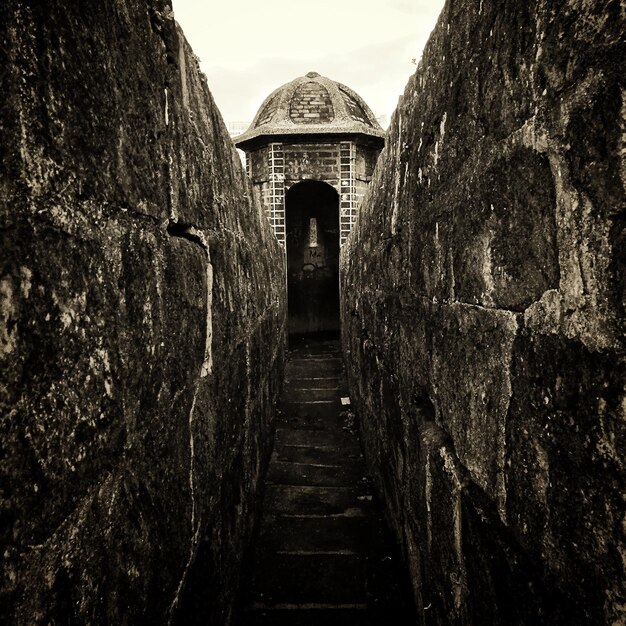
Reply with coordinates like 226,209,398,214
0,1,286,624
341,1,624,623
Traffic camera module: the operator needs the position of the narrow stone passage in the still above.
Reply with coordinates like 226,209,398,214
239,337,415,626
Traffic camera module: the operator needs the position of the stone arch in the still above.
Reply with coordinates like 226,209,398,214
285,180,340,336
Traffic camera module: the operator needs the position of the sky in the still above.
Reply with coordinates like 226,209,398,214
171,0,446,127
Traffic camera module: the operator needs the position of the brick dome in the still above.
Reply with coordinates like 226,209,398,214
235,72,385,150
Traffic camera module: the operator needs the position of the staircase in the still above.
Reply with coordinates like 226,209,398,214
239,337,415,625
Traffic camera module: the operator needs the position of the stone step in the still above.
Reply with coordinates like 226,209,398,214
272,444,361,467
288,344,342,356
284,387,340,403
267,460,365,487
257,514,378,554
242,607,369,626
276,412,352,432
251,553,366,605
264,485,373,517
286,378,341,390
287,361,343,376
274,428,360,451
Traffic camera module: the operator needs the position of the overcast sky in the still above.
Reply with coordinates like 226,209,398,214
171,0,446,126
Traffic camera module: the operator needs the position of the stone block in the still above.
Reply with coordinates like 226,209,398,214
340,0,625,623
0,2,286,624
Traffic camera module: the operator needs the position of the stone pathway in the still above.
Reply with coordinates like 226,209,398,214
239,337,415,626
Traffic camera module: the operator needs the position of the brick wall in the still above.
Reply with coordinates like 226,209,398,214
248,140,380,246
284,142,341,183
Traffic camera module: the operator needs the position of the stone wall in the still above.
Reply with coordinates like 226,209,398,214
0,1,286,624
341,0,624,623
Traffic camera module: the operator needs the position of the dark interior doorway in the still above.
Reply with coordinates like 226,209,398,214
286,180,340,336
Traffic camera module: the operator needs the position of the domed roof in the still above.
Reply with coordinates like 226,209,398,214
235,72,385,149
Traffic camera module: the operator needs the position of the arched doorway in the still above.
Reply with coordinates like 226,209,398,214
286,180,340,336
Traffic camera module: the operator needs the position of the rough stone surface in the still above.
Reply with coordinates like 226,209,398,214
0,1,286,624
340,0,625,623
